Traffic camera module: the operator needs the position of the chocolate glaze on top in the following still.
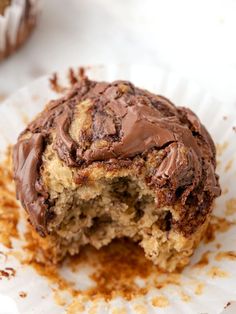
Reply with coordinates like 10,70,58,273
13,78,221,237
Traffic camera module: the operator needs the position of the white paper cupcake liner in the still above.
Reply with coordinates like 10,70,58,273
0,65,235,314
0,0,41,55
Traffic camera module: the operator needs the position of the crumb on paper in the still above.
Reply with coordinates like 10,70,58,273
25,223,177,306
233,126,236,133
0,267,16,280
133,303,148,314
216,142,229,157
207,267,228,278
5,267,16,276
151,295,169,307
215,251,236,261
19,291,27,298
193,251,211,268
224,301,231,309
223,116,228,120
21,251,77,296
22,228,186,303
0,147,20,249
65,239,156,301
66,299,85,314
180,291,191,302
155,273,181,289
194,282,204,295
53,289,67,307
111,308,127,314
225,198,236,216
224,159,234,172
204,216,235,244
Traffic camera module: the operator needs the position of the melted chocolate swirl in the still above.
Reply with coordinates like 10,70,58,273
13,79,221,236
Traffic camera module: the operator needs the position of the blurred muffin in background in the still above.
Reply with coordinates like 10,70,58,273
0,0,41,60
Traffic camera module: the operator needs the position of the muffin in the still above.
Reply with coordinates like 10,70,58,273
0,0,41,60
13,77,221,271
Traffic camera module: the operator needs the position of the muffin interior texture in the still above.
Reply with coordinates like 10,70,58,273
44,147,175,268
13,78,221,271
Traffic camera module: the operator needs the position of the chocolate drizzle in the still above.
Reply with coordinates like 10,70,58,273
13,78,221,236
13,133,47,235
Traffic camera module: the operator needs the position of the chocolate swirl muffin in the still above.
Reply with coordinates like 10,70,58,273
0,0,40,60
13,78,220,271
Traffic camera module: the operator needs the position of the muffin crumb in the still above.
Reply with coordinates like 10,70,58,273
225,198,236,216
193,251,211,268
194,282,204,295
19,291,27,298
151,295,169,307
224,301,231,309
207,267,228,278
215,251,236,261
0,267,16,279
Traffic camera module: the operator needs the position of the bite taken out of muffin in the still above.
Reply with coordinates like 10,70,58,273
13,76,221,272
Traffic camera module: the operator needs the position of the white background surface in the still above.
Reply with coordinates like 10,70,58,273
0,0,236,105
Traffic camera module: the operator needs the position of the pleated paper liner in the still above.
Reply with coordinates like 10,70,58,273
0,65,235,314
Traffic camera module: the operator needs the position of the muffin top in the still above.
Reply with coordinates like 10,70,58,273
0,0,11,15
13,78,221,235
